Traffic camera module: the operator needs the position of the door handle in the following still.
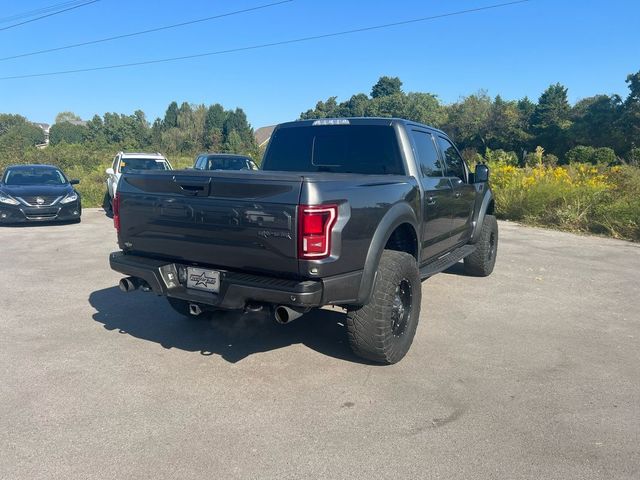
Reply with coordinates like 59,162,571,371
454,192,461,199
426,195,437,206
173,176,211,196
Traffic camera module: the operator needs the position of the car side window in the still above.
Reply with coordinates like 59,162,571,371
437,137,466,182
112,156,119,172
195,155,206,169
411,130,443,177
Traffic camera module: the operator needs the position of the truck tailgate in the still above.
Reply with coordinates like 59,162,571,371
117,170,303,276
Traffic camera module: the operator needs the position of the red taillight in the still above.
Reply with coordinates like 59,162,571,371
298,204,338,259
113,193,120,233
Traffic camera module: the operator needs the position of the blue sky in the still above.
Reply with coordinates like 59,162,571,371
0,0,638,128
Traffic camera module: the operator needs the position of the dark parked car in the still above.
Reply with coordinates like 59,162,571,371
109,118,497,364
0,164,81,224
193,153,258,171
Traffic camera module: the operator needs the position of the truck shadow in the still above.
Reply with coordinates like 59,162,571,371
442,261,467,276
89,287,369,365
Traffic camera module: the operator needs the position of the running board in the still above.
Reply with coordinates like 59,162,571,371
420,244,476,279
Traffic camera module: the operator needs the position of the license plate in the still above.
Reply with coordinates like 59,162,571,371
186,267,220,293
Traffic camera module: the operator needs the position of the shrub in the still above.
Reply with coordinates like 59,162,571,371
591,147,617,165
485,148,519,166
566,145,617,165
488,160,640,241
627,147,640,167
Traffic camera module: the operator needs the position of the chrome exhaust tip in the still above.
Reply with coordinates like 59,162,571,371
274,305,306,324
119,277,139,293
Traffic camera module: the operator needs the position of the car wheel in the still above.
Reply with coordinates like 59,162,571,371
346,249,421,364
464,214,498,276
103,191,113,216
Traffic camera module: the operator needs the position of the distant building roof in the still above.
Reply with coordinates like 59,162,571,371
255,125,276,148
33,122,50,132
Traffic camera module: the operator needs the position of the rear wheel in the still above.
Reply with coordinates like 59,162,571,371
346,250,421,364
464,214,498,276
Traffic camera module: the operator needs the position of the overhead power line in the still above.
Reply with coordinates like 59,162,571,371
0,0,99,32
0,0,91,25
0,0,294,62
0,0,531,81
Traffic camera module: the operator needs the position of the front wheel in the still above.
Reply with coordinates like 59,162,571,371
346,250,421,364
464,214,498,276
102,191,113,216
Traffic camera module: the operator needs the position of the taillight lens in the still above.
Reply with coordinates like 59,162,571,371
113,193,120,233
298,204,338,259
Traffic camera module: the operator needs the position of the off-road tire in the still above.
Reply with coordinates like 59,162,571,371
346,250,421,364
464,214,498,276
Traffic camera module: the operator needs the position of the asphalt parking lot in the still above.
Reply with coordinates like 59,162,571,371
1,209,639,479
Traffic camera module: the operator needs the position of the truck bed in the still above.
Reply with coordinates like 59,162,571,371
116,169,417,280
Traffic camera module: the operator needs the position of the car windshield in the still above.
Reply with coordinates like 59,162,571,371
119,158,169,173
3,167,67,185
206,157,251,170
262,124,405,175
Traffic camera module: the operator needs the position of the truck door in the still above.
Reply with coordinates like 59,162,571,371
410,129,454,262
437,136,476,246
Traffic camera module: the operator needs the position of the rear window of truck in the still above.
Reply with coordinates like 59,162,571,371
262,125,405,175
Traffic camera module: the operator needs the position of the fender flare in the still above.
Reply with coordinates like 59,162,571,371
355,202,419,305
469,189,495,244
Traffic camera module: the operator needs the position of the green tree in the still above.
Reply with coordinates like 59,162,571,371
403,92,446,126
0,117,45,160
531,83,572,156
443,91,492,151
371,76,403,98
571,95,622,150
621,70,640,152
55,111,82,124
85,115,106,145
0,114,23,135
49,122,89,145
484,96,532,154
203,103,226,150
163,101,179,129
222,129,243,153
300,97,339,119
341,93,370,117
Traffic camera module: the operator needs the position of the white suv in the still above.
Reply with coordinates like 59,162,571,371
104,152,172,212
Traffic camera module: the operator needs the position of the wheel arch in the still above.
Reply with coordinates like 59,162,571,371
355,202,419,305
470,189,495,244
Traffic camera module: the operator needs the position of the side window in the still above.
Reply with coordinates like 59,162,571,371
194,155,206,169
112,156,119,172
411,130,443,177
437,137,466,181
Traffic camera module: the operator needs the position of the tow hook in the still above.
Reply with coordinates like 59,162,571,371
189,303,203,316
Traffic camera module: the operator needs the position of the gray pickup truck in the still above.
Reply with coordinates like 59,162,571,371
110,117,497,364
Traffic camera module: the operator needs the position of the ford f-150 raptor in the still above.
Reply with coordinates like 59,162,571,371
109,117,497,364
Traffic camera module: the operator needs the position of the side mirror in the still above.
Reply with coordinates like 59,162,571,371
105,168,114,175
475,164,489,183
69,179,80,185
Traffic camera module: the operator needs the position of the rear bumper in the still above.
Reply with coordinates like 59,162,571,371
109,252,363,310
